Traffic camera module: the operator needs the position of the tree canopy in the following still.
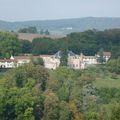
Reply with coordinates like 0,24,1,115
0,32,21,58
18,27,38,34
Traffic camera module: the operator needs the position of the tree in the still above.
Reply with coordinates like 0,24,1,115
0,32,21,58
69,101,84,120
32,57,44,66
24,108,35,120
60,50,68,66
0,64,45,120
20,40,32,53
45,29,50,35
31,65,49,91
111,104,120,120
60,39,68,66
43,91,59,120
14,68,27,88
107,58,120,74
32,38,58,55
97,48,106,63
59,101,71,120
86,112,99,120
18,27,38,33
40,29,44,35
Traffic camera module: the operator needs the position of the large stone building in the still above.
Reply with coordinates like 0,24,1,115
0,51,111,70
68,51,111,69
40,51,61,69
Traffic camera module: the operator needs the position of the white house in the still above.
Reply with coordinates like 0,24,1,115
40,51,61,70
0,52,61,70
40,55,60,69
0,59,16,68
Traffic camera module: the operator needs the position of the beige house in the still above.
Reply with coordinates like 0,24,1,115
13,56,31,67
68,51,82,69
40,55,60,70
0,52,61,70
68,51,111,69
40,51,61,69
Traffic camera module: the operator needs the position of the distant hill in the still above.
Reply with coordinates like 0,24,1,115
1,17,120,35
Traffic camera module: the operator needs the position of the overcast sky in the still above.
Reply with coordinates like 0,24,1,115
0,0,120,21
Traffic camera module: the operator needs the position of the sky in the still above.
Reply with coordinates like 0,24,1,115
0,0,120,21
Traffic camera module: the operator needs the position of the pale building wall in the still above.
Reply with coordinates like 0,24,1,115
103,56,111,62
83,58,97,65
17,59,30,67
6,62,15,68
0,61,15,68
68,56,81,69
41,56,60,70
68,54,98,70
0,52,111,70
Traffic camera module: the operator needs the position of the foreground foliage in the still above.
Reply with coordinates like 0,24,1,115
0,62,120,120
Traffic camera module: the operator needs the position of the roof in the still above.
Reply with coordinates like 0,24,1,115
83,56,96,59
103,52,111,56
14,55,40,60
0,59,17,62
40,55,53,57
53,51,61,58
68,51,77,56
40,51,61,58
14,56,31,59
0,55,41,63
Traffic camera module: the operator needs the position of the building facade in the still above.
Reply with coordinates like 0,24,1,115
0,52,61,69
68,51,111,69
0,51,111,70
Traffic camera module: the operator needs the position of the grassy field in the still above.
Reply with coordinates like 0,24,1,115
93,75,120,88
17,33,65,41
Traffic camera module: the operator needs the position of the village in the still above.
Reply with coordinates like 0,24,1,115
0,51,111,70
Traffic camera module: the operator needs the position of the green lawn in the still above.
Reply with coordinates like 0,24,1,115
93,75,120,88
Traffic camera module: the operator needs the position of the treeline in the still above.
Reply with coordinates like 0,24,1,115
18,27,38,34
18,26,50,35
0,29,120,58
21,29,120,58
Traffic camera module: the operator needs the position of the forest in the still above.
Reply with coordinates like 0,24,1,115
0,59,120,120
0,29,120,120
0,29,120,58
